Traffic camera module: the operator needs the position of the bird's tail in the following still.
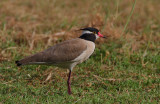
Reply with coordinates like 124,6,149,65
15,52,44,66
15,56,33,66
15,60,22,66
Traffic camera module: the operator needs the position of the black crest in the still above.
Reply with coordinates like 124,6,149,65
80,27,99,34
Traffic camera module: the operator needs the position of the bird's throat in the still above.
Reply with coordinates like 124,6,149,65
79,33,96,42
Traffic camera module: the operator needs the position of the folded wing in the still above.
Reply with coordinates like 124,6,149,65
16,38,87,66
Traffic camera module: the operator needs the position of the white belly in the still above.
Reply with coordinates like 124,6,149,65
72,40,95,64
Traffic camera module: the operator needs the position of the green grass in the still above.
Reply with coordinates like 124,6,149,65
0,0,160,103
0,41,159,103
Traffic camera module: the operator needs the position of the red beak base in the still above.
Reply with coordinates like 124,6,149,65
98,32,106,38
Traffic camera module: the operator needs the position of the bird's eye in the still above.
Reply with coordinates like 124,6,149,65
93,32,96,34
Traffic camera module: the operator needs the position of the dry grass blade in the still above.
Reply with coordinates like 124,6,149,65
93,75,109,87
44,71,52,83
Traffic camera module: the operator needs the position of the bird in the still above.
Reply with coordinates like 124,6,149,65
15,27,106,95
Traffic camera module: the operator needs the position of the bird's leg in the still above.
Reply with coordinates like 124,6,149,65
67,70,72,95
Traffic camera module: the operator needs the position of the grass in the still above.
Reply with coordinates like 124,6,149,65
121,0,136,36
0,0,160,103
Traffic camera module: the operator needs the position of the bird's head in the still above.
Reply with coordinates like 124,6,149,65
79,27,105,42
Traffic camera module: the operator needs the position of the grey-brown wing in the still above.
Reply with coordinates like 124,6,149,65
42,38,87,63
18,38,87,65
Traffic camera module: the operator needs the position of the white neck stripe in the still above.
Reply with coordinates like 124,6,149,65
82,30,93,34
